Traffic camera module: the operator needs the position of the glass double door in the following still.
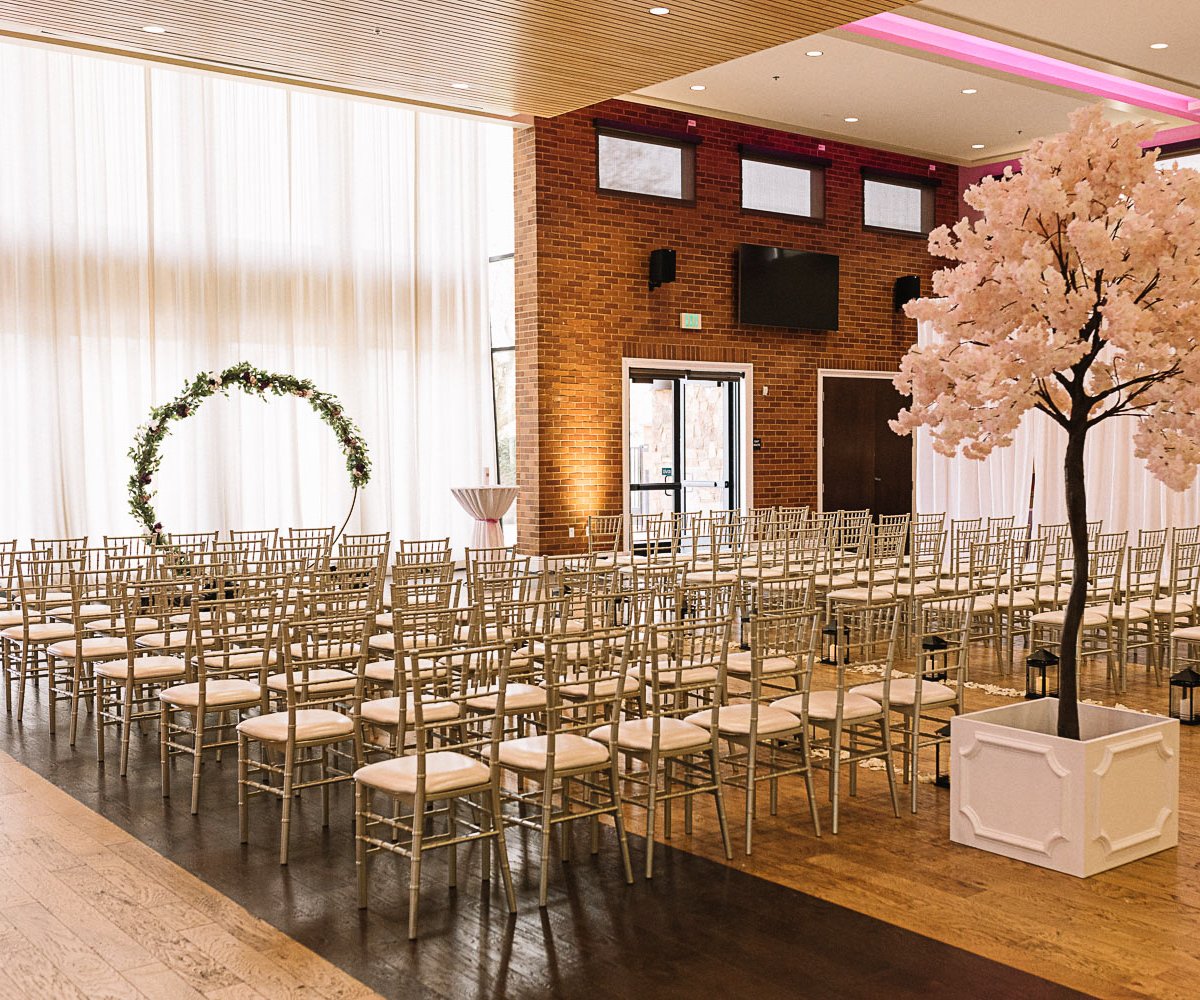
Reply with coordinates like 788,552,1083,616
628,371,740,518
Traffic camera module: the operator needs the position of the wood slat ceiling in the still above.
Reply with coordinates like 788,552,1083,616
0,1,916,118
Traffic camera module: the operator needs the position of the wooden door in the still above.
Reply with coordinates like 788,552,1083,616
821,376,912,517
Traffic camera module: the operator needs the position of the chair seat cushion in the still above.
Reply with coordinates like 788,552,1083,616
1171,624,1200,641
683,570,739,584
558,672,642,699
160,678,262,708
266,668,356,694
88,616,159,634
1109,604,1151,622
1135,596,1195,614
827,586,890,603
355,751,490,797
203,649,278,669
46,636,128,659
94,655,186,681
850,678,957,707
775,689,883,721
46,603,111,618
1030,608,1109,627
465,682,547,713
589,716,710,753
138,630,215,649
237,708,353,743
497,734,610,772
686,703,800,737
725,651,797,677
0,610,29,627
2,622,75,642
367,631,445,652
360,695,460,727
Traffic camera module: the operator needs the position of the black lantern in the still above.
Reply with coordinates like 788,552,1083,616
922,634,951,682
1025,648,1060,700
1169,666,1200,725
933,723,952,789
821,623,850,665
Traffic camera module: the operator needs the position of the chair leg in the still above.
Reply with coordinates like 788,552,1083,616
321,747,331,828
160,702,171,798
191,715,205,815
609,764,634,886
355,783,369,909
744,742,757,856
490,784,517,915
801,728,821,838
710,746,732,861
447,797,457,889
408,789,425,939
120,680,135,776
882,716,901,819
279,741,295,865
538,778,554,907
830,722,842,835
238,733,250,844
95,678,106,766
644,751,659,879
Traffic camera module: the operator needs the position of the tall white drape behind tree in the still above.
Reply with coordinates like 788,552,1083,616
914,320,1200,532
0,40,506,548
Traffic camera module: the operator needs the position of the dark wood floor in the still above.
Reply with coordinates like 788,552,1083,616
0,686,1091,1000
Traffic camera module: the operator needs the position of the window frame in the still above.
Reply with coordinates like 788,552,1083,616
860,167,939,238
593,118,700,206
738,144,830,223
487,251,516,487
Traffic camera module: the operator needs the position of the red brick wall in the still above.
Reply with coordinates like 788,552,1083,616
516,99,959,555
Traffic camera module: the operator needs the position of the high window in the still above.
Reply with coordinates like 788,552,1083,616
595,120,698,202
862,169,937,235
739,146,827,221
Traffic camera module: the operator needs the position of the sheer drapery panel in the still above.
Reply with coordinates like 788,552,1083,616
0,40,505,548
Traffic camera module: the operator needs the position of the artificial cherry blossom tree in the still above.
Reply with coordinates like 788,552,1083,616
892,105,1200,739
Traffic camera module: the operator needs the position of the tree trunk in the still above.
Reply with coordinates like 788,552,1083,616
1058,423,1089,740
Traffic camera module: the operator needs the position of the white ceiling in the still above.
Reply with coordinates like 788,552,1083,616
633,0,1200,165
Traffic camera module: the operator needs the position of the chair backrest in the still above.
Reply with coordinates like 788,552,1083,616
267,538,330,573
644,615,730,729
677,581,736,623
916,511,946,530
986,515,1015,537
915,596,972,702
189,578,287,707
1138,528,1168,549
31,536,87,560
1122,543,1163,605
831,600,900,704
948,520,985,576
229,528,279,547
103,534,153,557
539,626,631,752
586,514,623,555
966,539,1008,594
164,531,218,553
278,610,370,726
1172,525,1200,547
288,526,336,551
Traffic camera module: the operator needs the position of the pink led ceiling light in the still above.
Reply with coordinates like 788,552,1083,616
842,12,1200,127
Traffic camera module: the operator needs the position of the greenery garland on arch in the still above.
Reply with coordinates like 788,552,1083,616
128,361,371,542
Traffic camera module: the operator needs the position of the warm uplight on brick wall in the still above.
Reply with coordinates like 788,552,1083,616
515,99,960,555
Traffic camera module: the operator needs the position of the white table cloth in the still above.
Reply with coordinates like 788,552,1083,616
452,485,518,549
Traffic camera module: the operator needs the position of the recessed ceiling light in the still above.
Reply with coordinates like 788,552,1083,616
690,84,706,91
649,6,670,14
805,50,823,57
972,143,986,149
961,88,978,95
1150,42,1169,49
843,116,859,123
451,82,471,89
142,24,167,34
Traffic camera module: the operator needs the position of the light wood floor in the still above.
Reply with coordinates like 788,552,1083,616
0,749,379,1000
636,644,1200,1000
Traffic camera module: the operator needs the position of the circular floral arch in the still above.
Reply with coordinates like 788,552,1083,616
128,361,371,541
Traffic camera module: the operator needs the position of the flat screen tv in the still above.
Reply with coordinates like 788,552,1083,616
738,243,839,330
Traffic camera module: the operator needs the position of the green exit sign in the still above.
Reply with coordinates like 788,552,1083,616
680,312,702,330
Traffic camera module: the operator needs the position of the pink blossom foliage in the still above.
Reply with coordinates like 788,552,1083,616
893,105,1200,490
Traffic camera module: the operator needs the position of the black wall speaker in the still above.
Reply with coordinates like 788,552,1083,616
649,248,677,291
893,274,920,312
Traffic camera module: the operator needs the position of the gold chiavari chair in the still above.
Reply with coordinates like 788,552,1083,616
2,550,75,720
498,626,635,906
238,600,372,864
1111,542,1164,691
585,514,623,567
44,556,141,744
714,604,823,853
93,573,194,774
808,600,903,833
598,614,731,877
103,534,154,557
159,575,287,813
852,596,971,814
355,640,518,938
163,530,219,553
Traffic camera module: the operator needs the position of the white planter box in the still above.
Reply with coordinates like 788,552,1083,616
950,698,1179,877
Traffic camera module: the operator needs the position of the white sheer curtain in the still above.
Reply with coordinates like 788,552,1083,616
0,40,506,549
914,321,1200,533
